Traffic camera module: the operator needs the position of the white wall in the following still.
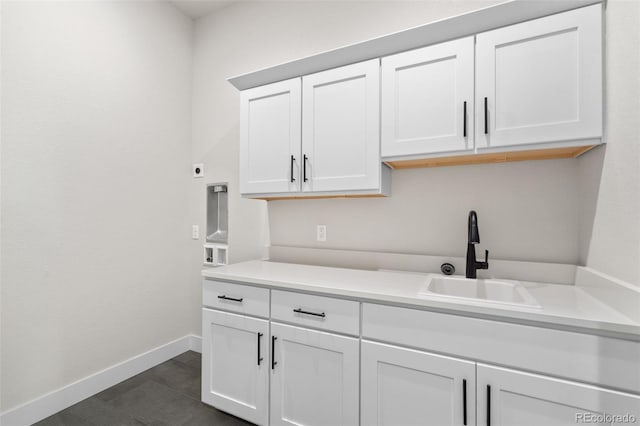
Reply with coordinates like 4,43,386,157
270,160,580,263
579,0,640,286
193,0,639,286
1,0,193,411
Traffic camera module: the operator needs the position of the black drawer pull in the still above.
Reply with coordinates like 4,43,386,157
271,336,277,370
293,308,325,318
257,332,263,366
303,154,308,182
462,379,467,425
487,385,491,426
290,155,296,183
463,101,467,138
484,97,488,135
217,295,243,303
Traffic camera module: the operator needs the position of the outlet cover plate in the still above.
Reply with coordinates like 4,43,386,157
317,225,327,242
193,163,204,178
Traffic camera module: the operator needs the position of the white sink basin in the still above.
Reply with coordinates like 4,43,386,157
420,275,540,308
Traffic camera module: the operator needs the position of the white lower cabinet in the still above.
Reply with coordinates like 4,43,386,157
361,340,476,426
201,283,640,426
477,364,640,426
270,322,360,426
201,308,269,425
361,341,640,426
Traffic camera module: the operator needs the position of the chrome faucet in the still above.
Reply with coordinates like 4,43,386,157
466,210,489,279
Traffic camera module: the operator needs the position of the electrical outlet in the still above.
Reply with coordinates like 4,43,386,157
193,163,204,178
316,225,327,242
192,225,199,240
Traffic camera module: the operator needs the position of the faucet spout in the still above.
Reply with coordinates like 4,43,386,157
468,210,480,244
466,210,489,279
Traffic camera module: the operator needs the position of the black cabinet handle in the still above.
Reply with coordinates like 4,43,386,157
257,332,263,366
271,336,277,370
487,385,491,426
217,295,243,302
463,379,467,425
463,101,467,138
484,97,488,135
217,295,243,303
293,308,326,318
290,155,296,183
303,154,308,182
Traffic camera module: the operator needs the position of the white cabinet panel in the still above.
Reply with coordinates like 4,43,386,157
240,78,301,195
476,4,602,149
271,290,360,336
382,36,474,158
362,303,640,394
202,309,269,425
202,280,270,318
302,59,380,193
478,364,640,426
361,341,476,426
270,322,359,426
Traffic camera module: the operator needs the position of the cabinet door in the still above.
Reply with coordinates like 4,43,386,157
361,340,476,426
201,309,269,425
381,37,474,158
477,364,640,426
302,59,380,193
270,322,359,426
476,4,602,149
240,78,301,195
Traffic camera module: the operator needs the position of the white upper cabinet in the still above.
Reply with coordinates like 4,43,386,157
302,59,381,193
381,37,475,159
475,4,602,149
236,3,605,185
240,78,301,195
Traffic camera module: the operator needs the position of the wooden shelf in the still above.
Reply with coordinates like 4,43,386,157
258,194,387,201
385,145,596,170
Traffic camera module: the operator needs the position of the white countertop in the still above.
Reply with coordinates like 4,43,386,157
202,260,640,339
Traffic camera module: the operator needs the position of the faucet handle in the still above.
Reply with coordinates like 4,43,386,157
482,249,489,268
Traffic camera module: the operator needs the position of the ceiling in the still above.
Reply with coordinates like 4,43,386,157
168,0,237,19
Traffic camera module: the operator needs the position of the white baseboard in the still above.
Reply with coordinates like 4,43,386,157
189,334,202,353
1,334,202,426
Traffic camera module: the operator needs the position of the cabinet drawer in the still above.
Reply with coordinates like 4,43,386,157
271,290,359,336
363,303,640,394
203,280,269,318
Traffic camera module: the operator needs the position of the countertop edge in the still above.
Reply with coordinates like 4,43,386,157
201,266,640,341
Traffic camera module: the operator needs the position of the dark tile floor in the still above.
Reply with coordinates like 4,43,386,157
35,351,254,426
